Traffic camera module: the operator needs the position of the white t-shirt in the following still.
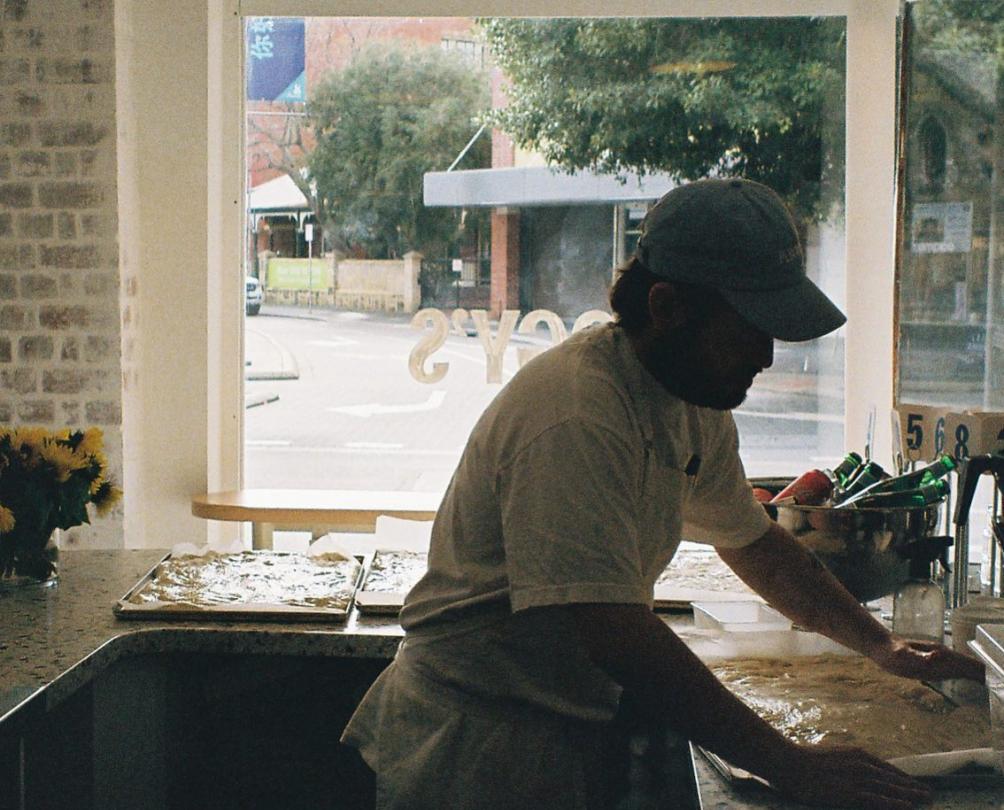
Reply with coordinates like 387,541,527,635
388,323,771,720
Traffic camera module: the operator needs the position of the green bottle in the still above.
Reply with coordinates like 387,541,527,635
836,461,889,500
841,454,956,505
825,452,863,489
842,478,949,509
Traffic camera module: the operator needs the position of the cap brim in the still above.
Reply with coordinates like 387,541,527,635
718,277,846,342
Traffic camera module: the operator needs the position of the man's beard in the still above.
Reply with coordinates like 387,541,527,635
644,327,751,411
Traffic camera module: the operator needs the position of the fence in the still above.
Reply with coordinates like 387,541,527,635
260,252,422,313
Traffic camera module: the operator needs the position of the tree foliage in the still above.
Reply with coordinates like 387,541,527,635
307,45,490,258
916,0,1004,52
478,17,846,221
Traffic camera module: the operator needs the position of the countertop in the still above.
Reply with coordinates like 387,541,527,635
1,549,1000,810
0,549,404,725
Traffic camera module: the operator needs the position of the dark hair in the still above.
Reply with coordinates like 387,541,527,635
609,256,723,334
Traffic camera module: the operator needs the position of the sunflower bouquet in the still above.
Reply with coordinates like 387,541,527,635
0,426,121,583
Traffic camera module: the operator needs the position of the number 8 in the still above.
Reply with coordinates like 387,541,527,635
955,424,970,460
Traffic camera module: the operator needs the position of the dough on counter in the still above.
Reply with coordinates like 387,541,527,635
710,653,990,759
129,550,361,610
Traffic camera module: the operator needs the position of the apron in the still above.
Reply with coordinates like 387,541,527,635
342,653,622,810
341,643,699,809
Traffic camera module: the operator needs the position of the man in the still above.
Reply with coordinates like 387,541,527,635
342,178,984,809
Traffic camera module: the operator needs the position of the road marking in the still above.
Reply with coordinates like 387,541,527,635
246,439,292,446
322,353,405,361
308,338,359,348
327,390,447,417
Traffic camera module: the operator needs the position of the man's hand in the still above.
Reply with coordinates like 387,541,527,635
769,744,931,810
719,523,985,684
865,634,986,683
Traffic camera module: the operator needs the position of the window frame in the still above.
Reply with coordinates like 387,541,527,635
212,0,899,497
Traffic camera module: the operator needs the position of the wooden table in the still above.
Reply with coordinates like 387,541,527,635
191,488,442,548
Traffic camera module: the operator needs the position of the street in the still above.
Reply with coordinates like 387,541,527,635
244,307,520,493
243,305,844,493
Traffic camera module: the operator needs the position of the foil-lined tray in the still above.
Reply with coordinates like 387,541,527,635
354,549,427,615
113,550,364,623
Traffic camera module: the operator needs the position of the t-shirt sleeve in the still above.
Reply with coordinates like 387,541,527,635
497,418,651,613
681,414,772,549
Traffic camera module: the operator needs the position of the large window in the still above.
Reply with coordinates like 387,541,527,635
239,13,850,493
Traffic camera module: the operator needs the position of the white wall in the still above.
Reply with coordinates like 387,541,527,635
116,0,214,548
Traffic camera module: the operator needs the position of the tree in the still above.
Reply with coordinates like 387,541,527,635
479,17,846,221
307,45,490,258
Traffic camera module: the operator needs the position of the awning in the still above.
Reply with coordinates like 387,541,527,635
249,173,310,212
423,165,677,208
248,174,311,230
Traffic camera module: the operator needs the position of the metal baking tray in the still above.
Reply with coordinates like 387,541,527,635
697,668,1003,795
700,746,1004,792
354,549,427,616
114,551,364,623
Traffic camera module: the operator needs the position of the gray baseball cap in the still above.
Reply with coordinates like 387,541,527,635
636,178,846,342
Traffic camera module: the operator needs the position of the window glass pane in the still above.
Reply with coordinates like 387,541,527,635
897,2,1004,411
242,15,848,495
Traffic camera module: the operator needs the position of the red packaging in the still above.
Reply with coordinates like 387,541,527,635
768,469,834,506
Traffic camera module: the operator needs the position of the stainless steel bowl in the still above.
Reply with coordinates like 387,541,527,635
751,477,944,602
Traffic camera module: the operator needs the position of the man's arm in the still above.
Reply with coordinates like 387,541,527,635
717,521,985,682
563,601,930,809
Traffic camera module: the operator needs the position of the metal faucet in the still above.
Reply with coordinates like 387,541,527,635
951,453,1004,607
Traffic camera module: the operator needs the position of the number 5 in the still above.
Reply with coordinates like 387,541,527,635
906,413,923,451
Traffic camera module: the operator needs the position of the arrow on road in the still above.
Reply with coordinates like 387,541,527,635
328,390,447,418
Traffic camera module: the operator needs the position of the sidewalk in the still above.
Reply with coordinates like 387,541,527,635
244,324,299,382
253,303,329,322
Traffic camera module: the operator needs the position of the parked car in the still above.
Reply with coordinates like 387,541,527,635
246,276,263,316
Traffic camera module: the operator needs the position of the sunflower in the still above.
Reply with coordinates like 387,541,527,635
76,427,104,458
92,481,123,516
11,427,49,452
39,441,88,483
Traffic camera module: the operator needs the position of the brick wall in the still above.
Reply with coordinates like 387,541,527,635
0,0,122,547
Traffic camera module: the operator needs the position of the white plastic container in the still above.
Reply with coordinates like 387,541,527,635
691,600,791,633
969,623,1004,773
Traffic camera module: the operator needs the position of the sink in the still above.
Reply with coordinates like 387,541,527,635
5,651,386,810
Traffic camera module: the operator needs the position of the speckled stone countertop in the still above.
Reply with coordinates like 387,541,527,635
0,549,404,727
2,550,1000,809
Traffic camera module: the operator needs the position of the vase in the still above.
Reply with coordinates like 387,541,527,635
0,529,59,589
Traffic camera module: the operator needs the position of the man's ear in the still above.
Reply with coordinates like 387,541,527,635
648,282,688,331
